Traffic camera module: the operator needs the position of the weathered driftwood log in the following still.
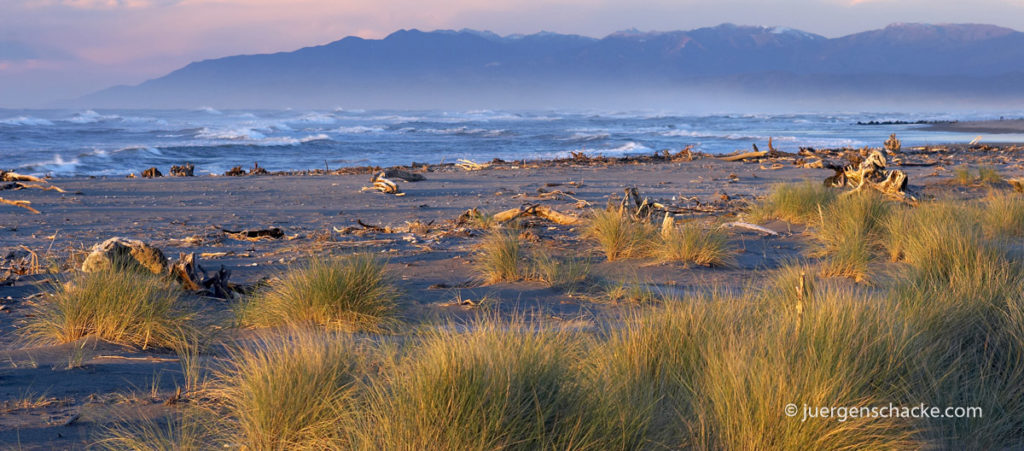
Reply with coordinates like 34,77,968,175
222,227,285,240
719,150,768,162
456,159,490,171
361,172,404,195
224,166,246,176
0,197,39,214
170,163,195,177
0,171,46,183
249,162,269,175
170,252,234,298
141,167,163,178
81,237,168,274
884,133,901,153
825,149,911,200
493,204,580,225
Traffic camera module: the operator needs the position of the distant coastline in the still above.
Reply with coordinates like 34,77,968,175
922,118,1024,134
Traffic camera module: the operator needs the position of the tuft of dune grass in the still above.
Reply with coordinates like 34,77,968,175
96,409,213,451
656,223,736,267
356,316,596,450
23,268,194,350
981,191,1024,238
748,181,837,224
238,254,399,332
529,250,591,291
211,328,363,450
811,192,892,282
475,228,522,284
583,208,656,261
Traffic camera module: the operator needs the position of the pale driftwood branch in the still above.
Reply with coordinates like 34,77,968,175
493,204,580,225
0,171,45,183
361,172,404,195
0,197,39,214
456,159,491,171
722,221,779,236
719,150,768,162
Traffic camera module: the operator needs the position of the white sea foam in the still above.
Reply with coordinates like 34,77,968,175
300,134,332,143
196,127,267,140
67,110,120,124
335,125,385,134
0,116,54,126
197,106,223,115
565,131,610,142
19,154,81,175
289,113,337,124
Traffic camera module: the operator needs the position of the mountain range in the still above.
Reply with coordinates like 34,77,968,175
80,23,1024,110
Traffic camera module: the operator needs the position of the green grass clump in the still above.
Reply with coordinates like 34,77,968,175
529,250,591,291
23,269,194,350
749,181,837,224
358,317,595,450
657,223,736,267
812,192,892,282
475,228,522,284
211,328,362,449
978,165,1004,185
239,254,398,332
583,208,656,261
953,166,975,185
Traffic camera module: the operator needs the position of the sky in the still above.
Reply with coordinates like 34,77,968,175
3,0,1024,107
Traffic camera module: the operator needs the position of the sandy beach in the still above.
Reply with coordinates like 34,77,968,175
3,139,1024,449
924,118,1024,134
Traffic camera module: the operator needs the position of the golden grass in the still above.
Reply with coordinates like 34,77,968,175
475,228,522,284
210,328,362,449
981,190,1024,237
356,317,596,450
238,254,399,332
23,269,194,350
748,181,837,224
96,410,212,451
583,208,656,261
656,222,736,267
811,192,892,282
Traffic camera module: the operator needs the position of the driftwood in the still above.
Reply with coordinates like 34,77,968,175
222,227,285,240
170,163,195,177
170,253,234,298
719,150,768,162
493,204,580,225
224,166,246,176
0,197,39,214
0,171,46,183
141,167,162,178
2,182,71,193
826,150,911,200
361,172,404,195
456,159,491,171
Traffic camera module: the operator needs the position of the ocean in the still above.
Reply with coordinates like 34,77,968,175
3,108,1023,177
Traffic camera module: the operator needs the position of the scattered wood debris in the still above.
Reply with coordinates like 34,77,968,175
722,222,780,236
222,227,285,241
456,159,491,171
361,172,405,195
0,197,39,214
826,150,912,200
141,167,162,178
170,163,195,177
492,204,580,225
170,253,235,299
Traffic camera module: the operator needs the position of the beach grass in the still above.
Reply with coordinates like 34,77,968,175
811,191,891,282
749,181,837,224
23,268,195,350
656,222,736,267
529,250,591,291
583,208,656,261
238,254,399,332
211,328,363,449
475,228,523,284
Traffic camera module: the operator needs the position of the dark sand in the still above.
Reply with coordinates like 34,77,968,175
2,143,1024,449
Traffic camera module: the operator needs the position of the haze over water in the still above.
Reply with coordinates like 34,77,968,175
4,108,1023,177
